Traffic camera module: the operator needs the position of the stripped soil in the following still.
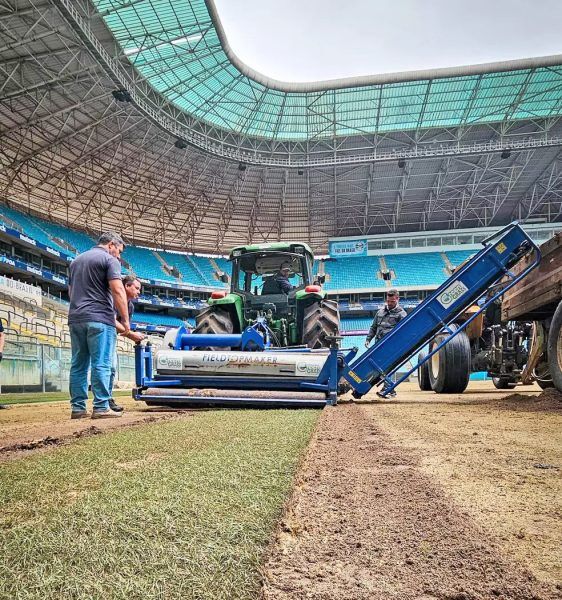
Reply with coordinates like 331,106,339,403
262,382,562,599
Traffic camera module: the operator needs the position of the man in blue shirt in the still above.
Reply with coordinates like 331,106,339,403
0,319,6,409
109,275,144,411
68,232,130,419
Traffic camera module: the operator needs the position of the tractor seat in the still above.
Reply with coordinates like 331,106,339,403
261,276,282,295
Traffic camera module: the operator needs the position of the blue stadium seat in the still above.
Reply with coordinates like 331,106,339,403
0,205,68,254
123,247,177,282
340,317,372,332
384,252,448,287
447,250,476,268
159,252,207,286
133,312,193,328
323,256,386,290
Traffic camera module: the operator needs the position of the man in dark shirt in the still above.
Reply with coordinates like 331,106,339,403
68,232,130,419
109,275,144,411
274,263,293,294
365,289,407,398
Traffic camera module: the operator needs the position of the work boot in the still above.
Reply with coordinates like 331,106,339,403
71,410,89,419
91,409,122,419
108,398,124,413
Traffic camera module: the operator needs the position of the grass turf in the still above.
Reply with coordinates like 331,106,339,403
0,390,130,405
0,409,319,599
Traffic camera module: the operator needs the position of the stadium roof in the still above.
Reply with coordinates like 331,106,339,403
94,0,562,141
1,0,562,253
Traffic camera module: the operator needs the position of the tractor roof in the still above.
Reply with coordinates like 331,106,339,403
229,242,314,259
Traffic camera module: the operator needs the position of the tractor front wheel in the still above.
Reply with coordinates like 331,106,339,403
302,300,340,349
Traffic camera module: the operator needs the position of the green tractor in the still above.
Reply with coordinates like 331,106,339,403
194,242,339,348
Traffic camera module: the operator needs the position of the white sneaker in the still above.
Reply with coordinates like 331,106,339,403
91,409,123,419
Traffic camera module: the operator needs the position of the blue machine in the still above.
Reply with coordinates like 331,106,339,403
134,223,541,407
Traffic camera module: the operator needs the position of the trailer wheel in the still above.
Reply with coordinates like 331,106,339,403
492,376,517,389
193,306,234,350
302,300,340,349
428,325,471,393
547,300,562,392
417,352,432,390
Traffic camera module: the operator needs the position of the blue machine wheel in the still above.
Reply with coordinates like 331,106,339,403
428,325,471,394
417,352,432,391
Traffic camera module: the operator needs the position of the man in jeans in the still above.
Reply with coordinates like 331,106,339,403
68,232,130,419
108,275,144,411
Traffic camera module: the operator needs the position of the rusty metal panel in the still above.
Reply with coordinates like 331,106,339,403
502,233,562,321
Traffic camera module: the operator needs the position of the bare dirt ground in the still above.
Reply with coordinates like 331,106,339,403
0,395,191,460
262,382,562,600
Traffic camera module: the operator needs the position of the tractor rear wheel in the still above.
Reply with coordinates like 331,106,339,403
193,306,234,350
428,325,471,393
302,300,340,349
547,300,562,392
417,352,432,390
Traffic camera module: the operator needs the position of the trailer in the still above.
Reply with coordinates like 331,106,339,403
501,231,562,391
134,223,540,407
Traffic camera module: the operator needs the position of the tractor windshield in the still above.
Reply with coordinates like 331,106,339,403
232,252,307,296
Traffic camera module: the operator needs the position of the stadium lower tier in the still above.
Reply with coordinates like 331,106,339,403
1,203,480,292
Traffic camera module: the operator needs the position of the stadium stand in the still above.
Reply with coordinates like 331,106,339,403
447,250,477,268
213,257,231,274
323,256,385,290
190,255,222,286
159,252,207,286
133,312,193,328
384,252,448,287
0,205,68,254
123,246,177,282
340,335,367,354
340,317,372,332
29,217,95,255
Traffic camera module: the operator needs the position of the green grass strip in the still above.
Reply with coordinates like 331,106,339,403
0,409,319,599
0,390,130,405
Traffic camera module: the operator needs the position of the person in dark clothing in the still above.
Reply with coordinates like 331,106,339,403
109,275,144,411
0,319,6,409
274,263,293,294
365,289,407,347
365,289,407,398
68,232,130,419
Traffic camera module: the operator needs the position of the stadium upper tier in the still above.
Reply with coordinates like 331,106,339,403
92,0,562,141
322,249,475,291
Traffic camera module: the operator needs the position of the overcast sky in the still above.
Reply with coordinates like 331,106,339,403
213,0,562,82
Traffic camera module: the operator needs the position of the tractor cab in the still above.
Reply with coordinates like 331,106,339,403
229,243,314,316
196,241,337,348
